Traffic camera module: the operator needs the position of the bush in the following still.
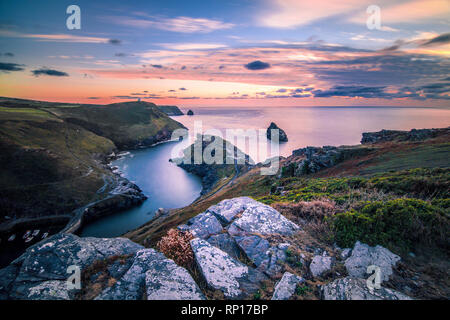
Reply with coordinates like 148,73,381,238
157,228,195,268
331,198,449,252
273,200,335,223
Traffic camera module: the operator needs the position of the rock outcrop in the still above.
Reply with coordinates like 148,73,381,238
0,234,203,300
266,122,288,142
0,234,144,300
272,272,304,300
321,277,412,300
191,238,265,299
309,253,333,278
344,241,400,283
361,127,449,144
288,145,369,176
173,135,253,194
157,105,184,116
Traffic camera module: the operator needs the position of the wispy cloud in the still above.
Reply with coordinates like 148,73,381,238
261,0,449,28
0,30,110,43
160,43,227,50
102,15,234,33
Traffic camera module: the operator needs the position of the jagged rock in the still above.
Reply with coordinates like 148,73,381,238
234,235,290,277
206,233,242,260
190,238,266,299
187,109,194,116
321,277,412,300
97,248,202,300
267,122,288,142
272,272,304,300
145,258,205,300
182,211,223,239
340,248,352,260
227,202,299,237
26,280,70,300
310,253,333,277
1,233,144,300
95,249,161,300
361,127,448,144
345,241,400,283
207,196,260,225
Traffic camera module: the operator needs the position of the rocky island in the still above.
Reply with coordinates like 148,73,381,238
267,122,288,142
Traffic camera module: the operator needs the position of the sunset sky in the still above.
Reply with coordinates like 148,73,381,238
0,0,449,107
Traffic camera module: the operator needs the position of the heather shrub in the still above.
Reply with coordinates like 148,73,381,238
273,199,335,223
157,228,195,268
331,198,450,252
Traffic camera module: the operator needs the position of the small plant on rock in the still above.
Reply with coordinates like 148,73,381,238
157,228,195,268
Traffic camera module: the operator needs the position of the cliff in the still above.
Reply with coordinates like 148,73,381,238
0,97,185,237
157,105,184,116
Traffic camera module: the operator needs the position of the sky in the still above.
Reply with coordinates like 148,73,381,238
0,0,449,107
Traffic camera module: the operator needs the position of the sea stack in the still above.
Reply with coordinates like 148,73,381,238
187,109,194,116
267,122,288,142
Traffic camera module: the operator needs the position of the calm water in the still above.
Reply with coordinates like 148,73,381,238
178,106,450,161
80,106,450,237
80,141,202,237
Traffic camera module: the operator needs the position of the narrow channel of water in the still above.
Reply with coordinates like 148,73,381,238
80,140,202,237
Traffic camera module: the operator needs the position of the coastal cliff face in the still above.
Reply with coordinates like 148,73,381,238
157,105,184,116
0,197,413,300
0,98,184,240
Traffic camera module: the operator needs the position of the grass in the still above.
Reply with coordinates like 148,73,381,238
0,97,184,223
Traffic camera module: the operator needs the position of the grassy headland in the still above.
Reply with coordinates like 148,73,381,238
0,97,184,229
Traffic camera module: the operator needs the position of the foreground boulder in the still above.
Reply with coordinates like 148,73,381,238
272,272,304,300
180,211,223,239
234,235,291,277
96,248,203,300
344,241,400,283
227,201,299,237
321,277,412,300
266,122,288,142
0,233,144,300
184,197,300,279
190,238,266,299
207,196,260,225
0,234,203,300
310,253,333,278
145,254,205,300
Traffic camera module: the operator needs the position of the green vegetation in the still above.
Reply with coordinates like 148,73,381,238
332,198,449,252
0,97,184,223
257,168,449,205
360,143,450,174
256,168,450,254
